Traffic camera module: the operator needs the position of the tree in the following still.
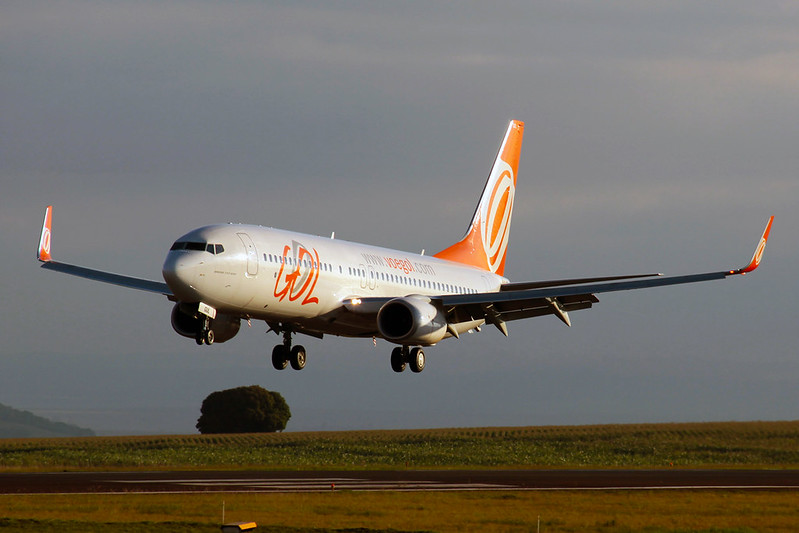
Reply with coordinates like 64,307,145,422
196,385,291,434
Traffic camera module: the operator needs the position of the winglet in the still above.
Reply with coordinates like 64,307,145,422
37,205,54,262
735,215,774,274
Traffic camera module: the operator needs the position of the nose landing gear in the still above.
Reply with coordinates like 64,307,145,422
196,316,214,345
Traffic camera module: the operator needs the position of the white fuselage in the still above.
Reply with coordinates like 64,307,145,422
162,224,506,337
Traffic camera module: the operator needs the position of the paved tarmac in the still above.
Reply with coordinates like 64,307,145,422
1,469,798,494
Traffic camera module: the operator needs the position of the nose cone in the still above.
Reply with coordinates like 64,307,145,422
162,251,204,301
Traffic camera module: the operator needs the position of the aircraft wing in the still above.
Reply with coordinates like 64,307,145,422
345,216,773,334
439,215,774,332
37,206,173,297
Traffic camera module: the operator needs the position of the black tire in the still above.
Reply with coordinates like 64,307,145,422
390,347,406,373
204,329,214,346
272,345,289,370
195,333,205,346
290,345,307,370
409,347,425,373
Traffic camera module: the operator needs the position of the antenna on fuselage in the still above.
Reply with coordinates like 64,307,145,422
331,232,335,239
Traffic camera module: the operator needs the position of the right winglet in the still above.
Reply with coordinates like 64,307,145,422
37,205,53,262
734,215,774,275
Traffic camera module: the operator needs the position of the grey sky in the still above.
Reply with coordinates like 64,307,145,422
2,1,796,434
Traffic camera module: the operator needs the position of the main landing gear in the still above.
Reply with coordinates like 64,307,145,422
390,346,426,374
272,329,306,371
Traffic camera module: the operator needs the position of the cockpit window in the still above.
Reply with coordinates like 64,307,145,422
170,241,225,254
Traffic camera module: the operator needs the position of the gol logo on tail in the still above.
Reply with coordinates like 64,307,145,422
273,242,320,305
480,160,515,273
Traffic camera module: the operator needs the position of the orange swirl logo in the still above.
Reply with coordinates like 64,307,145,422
752,237,767,268
480,160,515,273
40,228,51,256
273,241,320,305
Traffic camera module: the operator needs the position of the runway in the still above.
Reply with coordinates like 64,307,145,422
1,469,798,494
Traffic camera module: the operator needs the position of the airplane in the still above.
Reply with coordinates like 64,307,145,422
36,120,774,374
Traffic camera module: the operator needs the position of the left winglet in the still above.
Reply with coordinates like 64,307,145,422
35,205,173,297
37,205,53,262
733,215,774,275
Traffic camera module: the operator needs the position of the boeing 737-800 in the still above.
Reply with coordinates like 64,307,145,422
36,120,773,374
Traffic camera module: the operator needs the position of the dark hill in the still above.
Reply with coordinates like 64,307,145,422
0,403,94,438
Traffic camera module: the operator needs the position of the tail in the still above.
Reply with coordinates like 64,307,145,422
434,120,524,276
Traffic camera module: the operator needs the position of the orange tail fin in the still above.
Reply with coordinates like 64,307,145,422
434,120,524,276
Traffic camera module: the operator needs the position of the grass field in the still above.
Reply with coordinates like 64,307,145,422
1,490,798,532
1,420,798,471
1,421,798,532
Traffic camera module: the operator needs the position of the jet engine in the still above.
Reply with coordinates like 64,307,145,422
377,296,448,345
170,303,241,343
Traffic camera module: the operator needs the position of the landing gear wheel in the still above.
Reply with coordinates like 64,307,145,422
290,345,307,370
409,347,425,373
272,344,289,370
195,333,205,345
204,329,214,346
390,347,407,373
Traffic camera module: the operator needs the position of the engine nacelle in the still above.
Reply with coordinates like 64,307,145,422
170,303,241,344
377,296,448,345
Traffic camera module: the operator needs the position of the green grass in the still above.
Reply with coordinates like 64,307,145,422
1,420,798,471
1,422,799,532
2,490,798,532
